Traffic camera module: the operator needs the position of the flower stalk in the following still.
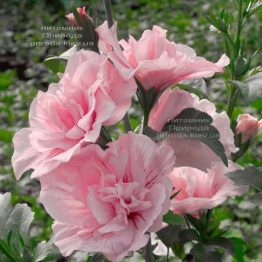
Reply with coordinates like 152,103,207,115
144,234,154,262
103,0,114,27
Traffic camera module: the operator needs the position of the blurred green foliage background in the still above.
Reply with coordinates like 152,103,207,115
0,0,261,261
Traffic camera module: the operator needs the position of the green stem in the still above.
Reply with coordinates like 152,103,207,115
235,0,243,58
103,0,114,27
101,126,112,142
144,234,154,262
184,216,191,229
166,247,169,262
226,0,244,119
123,113,132,132
136,80,149,134
226,85,240,119
202,209,212,242
143,107,149,133
206,209,212,225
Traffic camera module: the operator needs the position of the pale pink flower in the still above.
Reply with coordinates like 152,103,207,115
65,6,92,26
39,133,175,262
236,113,262,143
96,22,229,91
169,161,248,216
12,51,136,179
148,88,237,171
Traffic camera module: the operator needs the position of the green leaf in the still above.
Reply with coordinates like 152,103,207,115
0,193,13,237
0,193,34,239
190,243,208,261
0,239,19,262
7,230,12,247
247,1,262,17
186,214,201,232
44,57,66,74
157,224,181,247
86,257,92,262
0,70,16,91
90,253,105,262
191,244,224,262
226,166,262,191
206,14,224,32
23,247,33,262
229,237,247,262
180,229,200,244
208,237,234,255
176,81,208,99
230,72,262,103
234,57,250,77
206,251,223,262
163,211,184,226
0,129,13,143
163,108,228,166
6,204,34,237
136,85,159,113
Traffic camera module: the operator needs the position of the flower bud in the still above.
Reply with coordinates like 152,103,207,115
65,6,93,27
236,113,262,143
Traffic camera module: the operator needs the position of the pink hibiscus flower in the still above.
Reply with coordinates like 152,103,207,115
39,133,175,261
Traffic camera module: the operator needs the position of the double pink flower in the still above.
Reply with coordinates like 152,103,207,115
12,51,136,179
39,133,175,261
11,15,246,262
96,21,229,91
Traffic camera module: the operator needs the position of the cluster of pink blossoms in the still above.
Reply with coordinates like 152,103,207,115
11,8,259,262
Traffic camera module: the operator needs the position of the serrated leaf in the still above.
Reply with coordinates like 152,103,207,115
226,166,262,191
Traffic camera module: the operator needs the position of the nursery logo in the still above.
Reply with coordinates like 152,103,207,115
29,25,94,47
155,118,220,141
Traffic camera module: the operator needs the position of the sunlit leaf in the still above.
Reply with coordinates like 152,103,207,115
34,240,58,262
